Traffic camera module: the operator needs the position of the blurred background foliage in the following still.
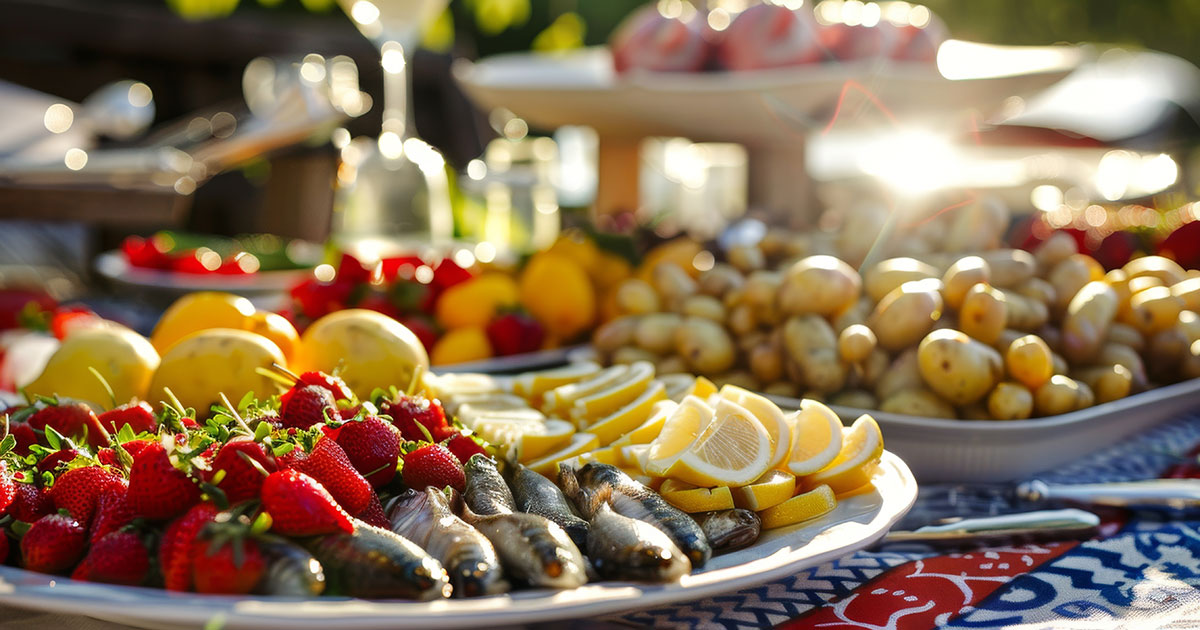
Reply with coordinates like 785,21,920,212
165,0,1200,67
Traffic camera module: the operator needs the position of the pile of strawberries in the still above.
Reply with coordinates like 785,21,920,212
0,369,487,594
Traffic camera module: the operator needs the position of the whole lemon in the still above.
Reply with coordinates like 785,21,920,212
150,292,256,354
295,309,429,399
26,327,160,407
246,311,300,362
519,252,596,341
431,327,493,366
148,329,285,415
435,273,519,330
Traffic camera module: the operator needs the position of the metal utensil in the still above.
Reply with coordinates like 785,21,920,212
1017,478,1200,510
878,508,1100,549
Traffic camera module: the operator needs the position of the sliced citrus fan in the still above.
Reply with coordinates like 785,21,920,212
588,381,667,445
801,414,884,495
785,400,845,476
759,484,838,530
669,398,771,487
511,360,601,399
570,361,654,423
659,479,735,513
645,395,714,476
527,432,600,476
732,469,796,511
718,384,791,471
542,364,628,415
611,400,677,447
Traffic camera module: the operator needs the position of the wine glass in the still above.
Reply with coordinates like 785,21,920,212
332,0,454,259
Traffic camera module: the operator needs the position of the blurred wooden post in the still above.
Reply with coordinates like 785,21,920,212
747,142,814,228
593,136,641,218
258,151,337,243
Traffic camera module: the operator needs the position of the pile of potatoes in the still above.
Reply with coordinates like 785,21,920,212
591,231,1200,420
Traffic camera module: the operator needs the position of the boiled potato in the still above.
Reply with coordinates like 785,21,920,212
959,402,993,420
1062,281,1118,363
674,317,735,375
1096,343,1149,391
875,349,922,400
1172,277,1200,312
743,270,783,309
869,278,944,351
833,296,873,332
616,279,661,315
988,382,1034,420
1047,254,1105,314
917,329,1004,405
1180,310,1200,343
1034,375,1087,416
942,256,990,310
613,346,658,365
1005,334,1054,390
680,295,726,322
960,284,1008,345
727,245,766,272
593,316,639,353
1015,277,1057,306
652,263,698,303
655,354,690,374
1124,255,1187,286
1106,322,1145,351
698,264,744,297
860,348,890,389
1033,231,1078,270
779,255,862,316
994,328,1025,354
782,315,847,394
1127,276,1164,295
761,382,799,398
712,371,759,391
748,339,785,384
830,389,878,409
1147,326,1190,380
943,197,1009,252
838,324,877,363
1004,292,1050,331
1183,340,1200,380
880,388,957,419
728,304,757,337
1074,364,1133,404
864,257,939,303
980,249,1037,288
635,313,683,354
1127,286,1184,335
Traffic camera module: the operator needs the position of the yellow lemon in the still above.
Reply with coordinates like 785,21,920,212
545,229,601,274
645,395,713,476
659,479,735,513
150,292,255,354
435,273,519,330
785,400,845,476
732,470,796,511
26,327,159,407
543,364,628,416
611,400,677,447
295,309,429,399
511,361,601,400
759,484,838,530
148,329,284,416
527,432,600,476
719,384,791,471
669,398,772,487
246,311,300,362
636,238,703,283
801,414,884,495
519,252,595,341
588,380,667,445
570,361,654,423
431,327,493,366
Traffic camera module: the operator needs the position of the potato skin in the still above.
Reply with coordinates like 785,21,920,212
864,257,938,303
1034,375,1089,416
1005,334,1054,390
779,255,862,316
917,329,1004,406
942,256,990,310
782,315,848,394
988,382,1034,420
960,284,1008,345
1062,281,1118,363
838,324,877,363
880,388,957,419
869,279,945,352
674,317,735,375
981,249,1036,288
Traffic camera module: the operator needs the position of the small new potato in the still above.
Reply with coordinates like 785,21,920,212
674,316,735,375
1047,254,1105,314
651,263,698,302
980,249,1037,288
748,339,785,384
782,315,847,393
615,279,661,315
1146,326,1190,382
761,381,799,398
987,381,1034,420
1106,322,1144,351
869,278,945,351
613,346,658,365
1128,286,1184,335
1034,375,1087,416
1074,364,1133,404
698,264,744,297
864,257,939,303
875,349,922,400
880,388,957,419
743,270,783,309
1004,292,1050,331
1062,281,1118,363
860,348,890,388
1124,255,1187,286
680,295,726,322
779,255,862,316
635,313,683,354
833,296,873,332
837,324,877,363
942,256,990,310
1172,277,1200,312
728,304,758,337
727,244,765,272
994,328,1024,354
959,284,1008,345
1033,231,1078,270
917,329,1004,405
830,389,879,409
655,354,689,374
1015,277,1057,306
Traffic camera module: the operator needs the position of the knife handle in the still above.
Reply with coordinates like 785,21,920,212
1017,478,1200,509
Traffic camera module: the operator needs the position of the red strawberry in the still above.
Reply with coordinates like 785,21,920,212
127,442,200,521
89,490,135,543
401,444,465,493
50,309,100,340
334,416,401,487
21,513,87,574
29,402,110,450
0,461,14,516
96,439,153,470
10,423,36,456
160,503,218,591
192,535,266,595
49,465,127,528
207,438,277,505
443,433,488,463
289,437,372,515
261,469,354,536
10,483,54,522
71,530,149,586
384,395,448,442
486,312,545,356
397,315,438,353
297,371,355,401
37,448,83,475
355,492,390,529
97,401,157,435
279,385,337,430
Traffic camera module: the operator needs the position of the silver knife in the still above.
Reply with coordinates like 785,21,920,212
878,508,1100,548
1016,478,1200,509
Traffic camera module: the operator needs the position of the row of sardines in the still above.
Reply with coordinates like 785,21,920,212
379,454,760,599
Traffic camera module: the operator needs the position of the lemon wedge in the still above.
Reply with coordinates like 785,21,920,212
588,381,667,445
570,361,655,423
669,398,772,487
759,484,837,530
645,395,714,476
611,400,677,447
619,443,652,472
457,407,546,431
719,384,791,471
542,365,628,416
527,432,601,476
687,376,718,399
574,445,624,467
513,361,601,400
657,373,696,402
448,393,531,420
423,372,505,399
659,479,735,513
801,414,884,495
732,469,796,511
483,418,575,462
785,399,845,476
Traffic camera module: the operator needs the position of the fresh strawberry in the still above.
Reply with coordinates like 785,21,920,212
443,433,488,463
296,371,355,401
71,530,149,586
49,465,127,528
126,442,200,521
486,312,545,356
279,385,337,430
431,258,473,290
261,469,354,536
160,503,218,591
21,513,87,574
333,416,401,487
10,423,36,456
289,437,372,514
29,402,110,450
207,437,277,505
89,490,135,543
355,492,390,529
397,315,438,353
96,439,153,470
37,448,83,475
0,461,14,516
50,309,101,340
401,444,466,493
191,533,266,595
97,401,157,435
10,483,54,522
384,395,449,442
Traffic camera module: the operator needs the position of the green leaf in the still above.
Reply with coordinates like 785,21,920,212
44,426,62,450
117,423,137,444
0,434,15,457
271,442,294,457
253,422,271,443
251,512,273,535
238,391,257,411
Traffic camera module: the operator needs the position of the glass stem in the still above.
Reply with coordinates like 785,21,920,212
379,40,414,140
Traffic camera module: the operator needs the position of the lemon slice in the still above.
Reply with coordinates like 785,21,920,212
611,400,677,447
424,372,505,399
759,484,837,530
457,406,545,431
669,398,772,487
588,381,668,445
619,443,652,472
688,376,718,399
513,361,601,400
657,373,696,402
488,419,575,462
574,446,624,467
785,400,845,476
732,469,796,511
543,365,628,416
719,384,791,471
622,468,662,489
527,432,601,476
570,361,655,423
801,414,884,495
659,479,735,513
645,395,714,476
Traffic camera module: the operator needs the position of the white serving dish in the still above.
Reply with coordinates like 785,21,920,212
767,378,1200,483
0,453,913,630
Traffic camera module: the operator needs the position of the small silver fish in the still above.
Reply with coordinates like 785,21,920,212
388,488,509,597
306,520,451,600
586,502,691,582
693,509,761,553
455,495,588,589
255,537,325,597
506,462,590,549
559,462,711,568
463,454,517,516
